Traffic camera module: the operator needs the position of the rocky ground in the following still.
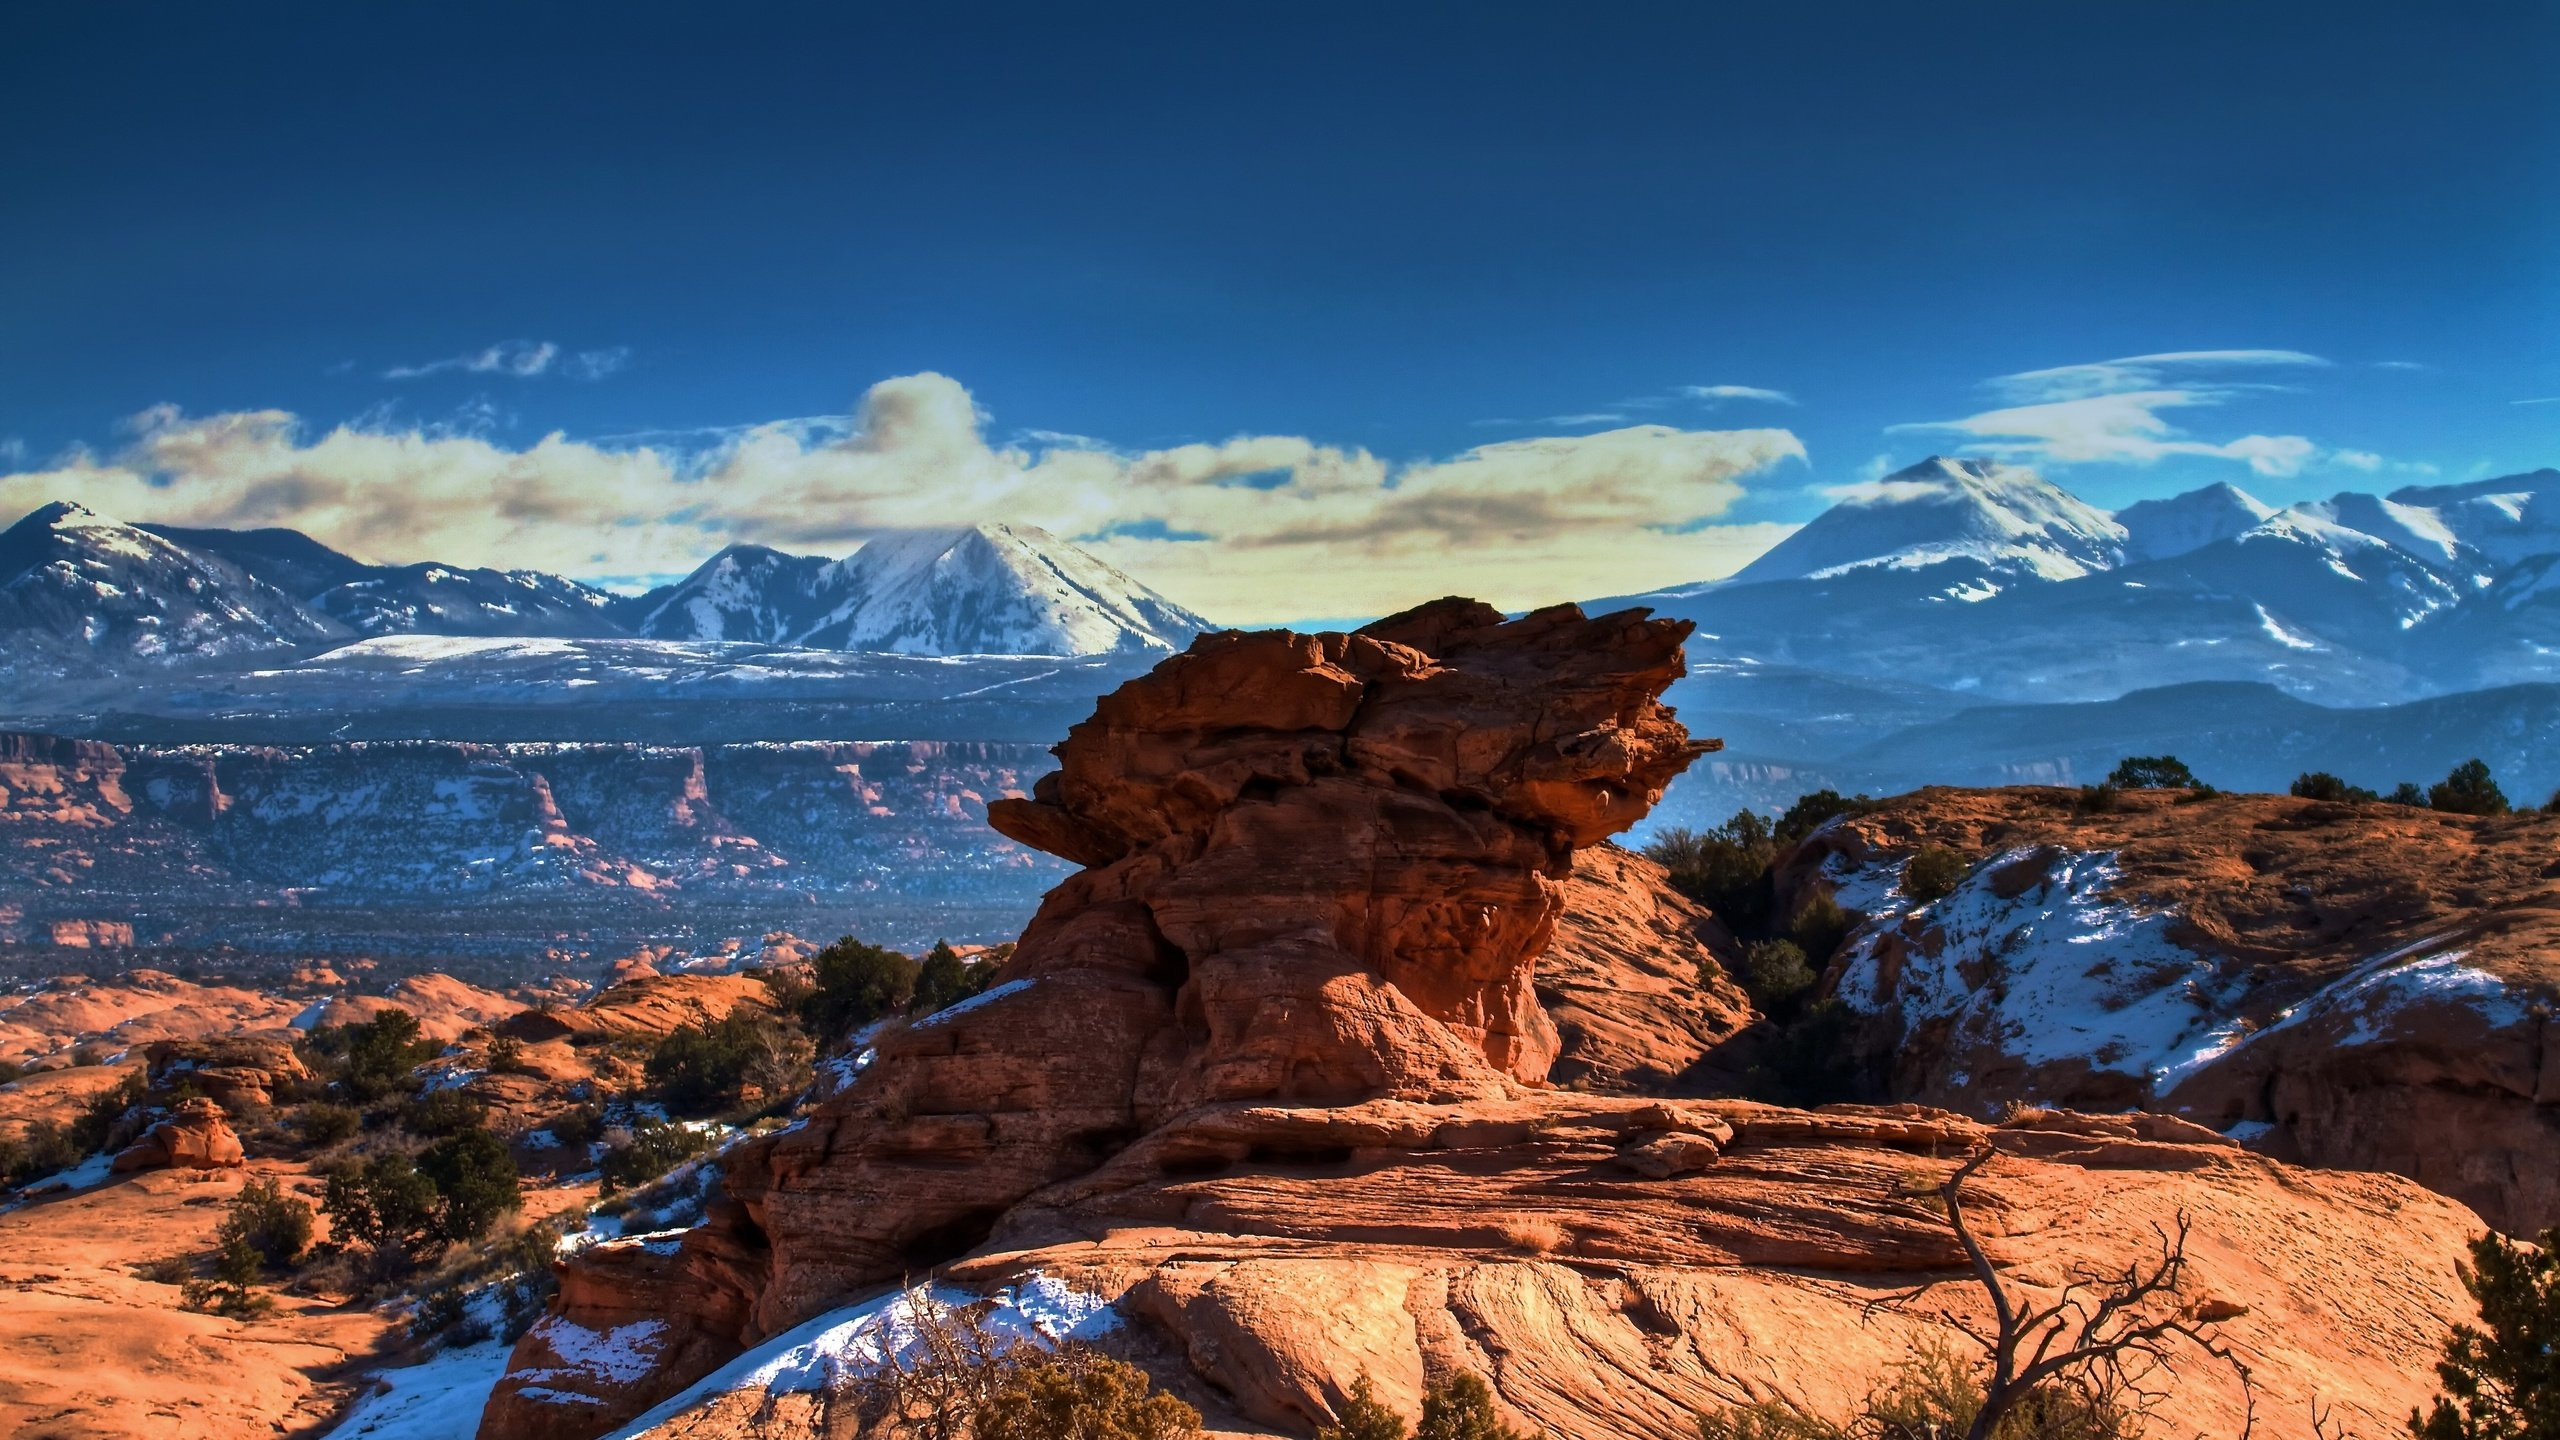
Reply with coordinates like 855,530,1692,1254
0,605,2542,1440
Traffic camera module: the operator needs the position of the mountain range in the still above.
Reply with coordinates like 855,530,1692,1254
10,456,2560,831
0,503,1210,690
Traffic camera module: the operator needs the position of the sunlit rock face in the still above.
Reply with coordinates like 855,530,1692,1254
477,597,1715,1439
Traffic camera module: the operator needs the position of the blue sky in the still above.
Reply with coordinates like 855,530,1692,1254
3,3,2554,619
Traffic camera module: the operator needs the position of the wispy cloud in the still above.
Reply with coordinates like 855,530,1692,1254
1681,384,1794,405
2514,396,2560,407
384,340,629,381
3,373,1806,623
1899,350,2349,478
2372,360,2429,372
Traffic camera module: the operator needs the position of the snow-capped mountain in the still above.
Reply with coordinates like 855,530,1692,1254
621,525,1207,655
0,502,345,684
1732,457,2128,587
310,563,621,638
795,524,1208,656
617,543,837,643
2114,481,2275,563
2379,470,2560,567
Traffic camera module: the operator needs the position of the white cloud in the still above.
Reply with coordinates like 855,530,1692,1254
3,372,1805,623
1682,384,1794,405
2514,397,2560,407
1822,477,1952,505
384,340,627,381
2372,360,2429,372
1900,350,2349,478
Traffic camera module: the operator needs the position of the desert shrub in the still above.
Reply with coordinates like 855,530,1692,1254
799,937,920,1042
181,1232,276,1318
976,1353,1204,1440
1788,893,1856,967
644,1012,812,1117
1902,846,1967,903
297,1101,362,1147
1763,999,1867,1107
2292,771,2379,803
1414,1372,1533,1440
303,1009,439,1103
1739,939,1816,1014
322,1152,440,1260
399,1088,486,1138
2410,1227,2560,1440
0,1120,84,1188
485,1034,538,1076
416,1126,522,1246
2430,759,2511,817
0,1059,21,1086
914,940,995,1015
2390,782,2430,806
2106,755,2196,790
1694,1344,2126,1440
1775,789,1883,845
2075,783,2120,815
220,1174,315,1267
1319,1373,1410,1440
132,1254,191,1286
599,1117,713,1193
546,1101,605,1153
1646,810,1778,931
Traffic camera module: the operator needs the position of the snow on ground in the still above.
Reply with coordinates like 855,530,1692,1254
1831,846,2240,1093
329,1338,517,1440
604,1273,1120,1438
2192,932,2525,1065
912,977,1035,1030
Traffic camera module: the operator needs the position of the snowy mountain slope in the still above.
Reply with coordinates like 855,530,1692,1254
1732,456,2128,586
138,522,377,597
2114,482,2275,563
0,502,346,683
312,563,622,638
2383,469,2560,568
793,523,1209,656
615,544,836,643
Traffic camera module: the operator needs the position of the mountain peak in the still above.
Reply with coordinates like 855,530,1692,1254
1734,458,2124,585
2115,481,2277,563
798,522,1208,656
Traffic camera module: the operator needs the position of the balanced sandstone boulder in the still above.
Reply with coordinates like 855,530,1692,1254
480,598,1715,1438
109,1096,245,1172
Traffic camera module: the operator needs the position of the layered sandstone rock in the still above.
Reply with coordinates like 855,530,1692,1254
481,599,1715,1438
1780,786,2560,1232
1538,843,1757,1091
142,1035,310,1113
109,1096,246,1172
495,972,781,1046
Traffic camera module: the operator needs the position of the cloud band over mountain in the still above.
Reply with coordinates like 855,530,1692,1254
3,373,1803,622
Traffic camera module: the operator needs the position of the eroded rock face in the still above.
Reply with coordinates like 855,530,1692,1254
479,599,1713,1439
1538,843,1757,1092
109,1096,245,1172
1783,786,2560,1232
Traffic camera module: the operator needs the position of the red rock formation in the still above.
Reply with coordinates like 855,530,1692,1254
142,1036,310,1113
479,599,1715,1439
1777,785,2560,1232
1537,843,1757,1092
109,1096,246,1172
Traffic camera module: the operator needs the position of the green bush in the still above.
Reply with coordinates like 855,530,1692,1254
485,1034,538,1076
1739,939,1816,1014
1318,1374,1411,1440
1902,846,1967,903
2410,1227,2560,1440
915,940,995,1015
2075,783,2120,814
297,1101,362,1147
2106,755,2196,789
1415,1372,1533,1440
181,1232,276,1318
1646,810,1778,930
2390,782,2429,807
599,1117,713,1193
220,1174,315,1267
302,1009,439,1103
1695,1343,2125,1440
2429,759,2511,817
1774,789,1882,845
644,1012,812,1117
322,1152,440,1258
417,1127,522,1246
799,937,920,1042
1764,999,1867,1107
1787,893,1855,967
2291,771,2379,802
399,1088,486,1138
975,1353,1204,1440
0,1121,84,1188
